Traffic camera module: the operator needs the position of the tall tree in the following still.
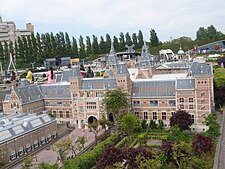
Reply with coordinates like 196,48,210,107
92,35,99,55
65,32,72,57
50,32,57,57
99,36,106,54
4,41,10,68
137,30,144,48
119,32,125,51
78,35,86,59
86,36,92,57
105,34,111,53
31,33,38,62
150,29,159,47
196,27,208,41
71,37,78,58
113,36,119,51
125,32,132,46
36,33,43,63
119,113,139,136
132,33,138,47
0,43,4,68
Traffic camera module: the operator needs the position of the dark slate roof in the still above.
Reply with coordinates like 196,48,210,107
0,114,55,144
164,62,190,68
106,44,118,66
117,63,130,76
139,42,154,67
190,62,212,76
39,83,71,99
81,78,117,90
132,80,176,98
14,84,43,104
176,79,195,90
105,69,115,78
58,67,83,82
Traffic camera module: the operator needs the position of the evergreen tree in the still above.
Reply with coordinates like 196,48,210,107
78,35,86,59
99,36,106,54
22,36,29,64
14,40,19,65
113,36,119,51
31,33,38,63
137,30,144,48
71,37,78,58
50,32,57,58
125,32,132,46
92,35,99,55
27,35,33,63
17,37,25,67
86,36,92,57
150,29,159,47
119,32,125,51
105,34,111,53
59,32,66,56
36,33,43,63
196,27,208,41
0,43,4,68
65,32,72,57
132,33,138,47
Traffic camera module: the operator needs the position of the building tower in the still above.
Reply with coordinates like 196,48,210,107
106,43,118,68
138,42,154,68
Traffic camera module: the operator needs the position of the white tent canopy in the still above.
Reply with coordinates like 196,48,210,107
207,54,221,58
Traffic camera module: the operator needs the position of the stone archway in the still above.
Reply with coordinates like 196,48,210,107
88,116,98,124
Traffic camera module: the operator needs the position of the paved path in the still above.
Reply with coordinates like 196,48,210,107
214,107,225,169
13,128,104,169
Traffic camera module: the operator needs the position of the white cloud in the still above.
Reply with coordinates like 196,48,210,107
1,0,225,41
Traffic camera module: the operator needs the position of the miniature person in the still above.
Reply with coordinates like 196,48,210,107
86,66,94,78
11,71,16,81
80,64,85,78
46,67,56,84
217,56,222,67
26,68,33,83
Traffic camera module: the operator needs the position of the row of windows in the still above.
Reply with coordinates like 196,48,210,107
179,104,194,110
135,112,195,123
133,100,176,107
52,111,70,118
179,98,194,103
197,81,207,85
118,80,126,83
45,101,71,106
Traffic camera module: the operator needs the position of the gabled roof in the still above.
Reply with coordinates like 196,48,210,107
59,67,83,82
39,82,71,99
14,84,43,104
139,42,154,67
176,79,195,90
132,80,176,98
106,44,118,66
80,78,116,90
190,62,212,76
117,63,130,76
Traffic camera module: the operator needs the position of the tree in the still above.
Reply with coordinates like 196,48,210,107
53,139,75,164
141,119,148,131
22,155,32,169
137,30,144,48
78,35,86,59
150,29,159,47
204,113,220,140
77,136,86,150
39,162,58,169
192,134,213,155
71,37,78,58
99,114,112,131
99,36,106,54
119,32,126,51
113,36,119,51
125,32,132,46
65,32,72,57
132,33,138,47
170,110,193,131
105,34,111,52
196,27,208,41
92,35,99,55
85,36,92,56
118,113,139,136
102,88,129,120
149,119,157,129
87,122,99,140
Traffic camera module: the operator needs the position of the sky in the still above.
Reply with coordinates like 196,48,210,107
1,0,225,42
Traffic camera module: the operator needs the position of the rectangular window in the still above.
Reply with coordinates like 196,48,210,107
18,147,24,156
34,140,39,149
59,111,63,118
189,105,194,109
153,112,157,120
150,100,158,107
189,98,194,103
10,150,16,160
171,112,175,116
135,112,139,118
52,111,56,117
162,112,166,120
87,92,91,97
191,115,194,123
179,98,184,103
169,100,176,107
57,101,62,106
180,104,184,109
133,100,140,106
45,101,50,106
66,111,70,118
144,112,148,119
86,102,97,109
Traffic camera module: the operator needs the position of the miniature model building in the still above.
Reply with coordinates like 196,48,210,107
2,43,214,132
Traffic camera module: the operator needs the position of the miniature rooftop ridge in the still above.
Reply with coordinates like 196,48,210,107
117,63,130,76
106,43,118,67
139,41,154,67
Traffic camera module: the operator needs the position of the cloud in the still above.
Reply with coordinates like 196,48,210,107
1,0,225,41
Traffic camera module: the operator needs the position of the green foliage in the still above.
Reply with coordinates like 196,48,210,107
137,132,147,144
39,162,58,169
167,126,193,142
102,88,128,119
22,155,32,169
214,68,225,87
204,113,220,140
77,136,86,150
115,137,129,148
141,119,148,131
64,134,119,169
118,113,139,136
158,120,164,130
150,29,160,47
129,138,138,148
149,120,157,129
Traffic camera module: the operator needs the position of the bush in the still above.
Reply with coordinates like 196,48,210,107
192,134,213,155
115,137,129,148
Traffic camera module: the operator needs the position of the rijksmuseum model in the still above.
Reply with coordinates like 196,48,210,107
2,43,214,132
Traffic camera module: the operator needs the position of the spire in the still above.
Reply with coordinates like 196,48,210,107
106,43,118,67
138,41,153,67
